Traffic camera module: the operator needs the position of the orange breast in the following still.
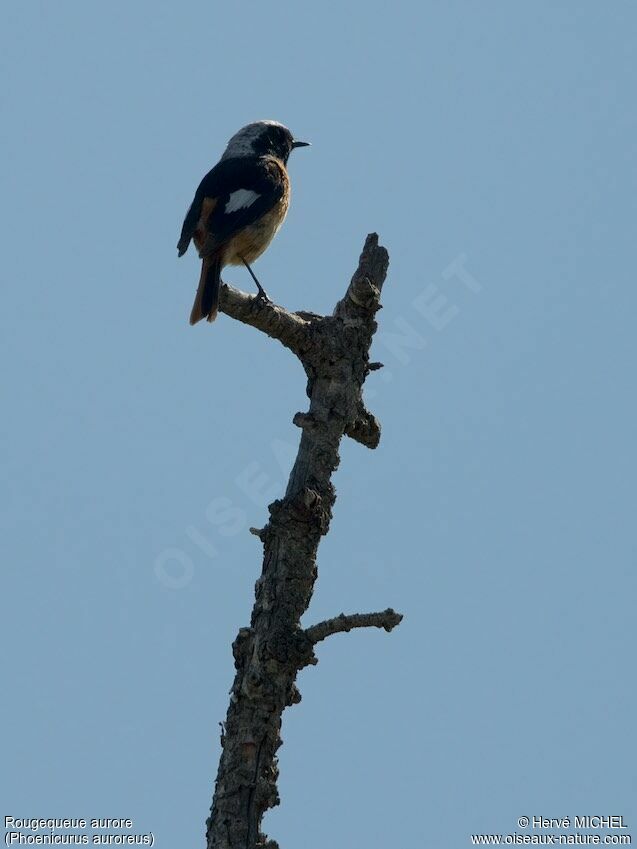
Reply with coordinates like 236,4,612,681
223,192,290,266
194,159,291,264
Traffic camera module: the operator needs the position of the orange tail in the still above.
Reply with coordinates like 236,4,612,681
190,255,222,325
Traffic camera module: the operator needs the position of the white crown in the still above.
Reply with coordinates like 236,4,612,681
221,120,289,160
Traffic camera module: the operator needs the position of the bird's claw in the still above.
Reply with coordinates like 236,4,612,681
253,286,272,308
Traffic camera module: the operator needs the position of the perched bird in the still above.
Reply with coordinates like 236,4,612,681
177,120,310,324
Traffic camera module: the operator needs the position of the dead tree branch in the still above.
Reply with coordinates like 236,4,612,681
205,234,400,849
305,609,403,644
218,284,311,358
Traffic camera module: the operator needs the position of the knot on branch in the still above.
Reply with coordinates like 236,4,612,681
292,629,318,670
241,667,265,699
292,411,316,430
286,684,302,706
348,276,381,311
257,775,280,811
266,626,317,671
267,487,329,535
232,627,253,669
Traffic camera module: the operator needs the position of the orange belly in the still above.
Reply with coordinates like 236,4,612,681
222,195,290,265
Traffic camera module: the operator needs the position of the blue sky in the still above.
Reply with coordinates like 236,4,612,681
2,1,636,846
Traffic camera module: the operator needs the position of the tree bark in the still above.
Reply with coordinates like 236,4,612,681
206,234,401,849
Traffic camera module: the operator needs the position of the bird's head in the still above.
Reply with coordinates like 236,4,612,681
221,120,310,164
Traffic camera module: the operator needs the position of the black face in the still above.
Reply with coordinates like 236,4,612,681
253,124,297,163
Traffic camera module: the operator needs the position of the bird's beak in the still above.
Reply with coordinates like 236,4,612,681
292,140,311,149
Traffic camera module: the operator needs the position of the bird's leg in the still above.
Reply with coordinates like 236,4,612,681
241,257,271,305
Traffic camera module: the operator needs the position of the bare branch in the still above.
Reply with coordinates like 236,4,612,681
219,283,311,357
305,609,403,644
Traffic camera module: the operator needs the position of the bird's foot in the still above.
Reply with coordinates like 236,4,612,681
252,281,272,308
241,257,271,307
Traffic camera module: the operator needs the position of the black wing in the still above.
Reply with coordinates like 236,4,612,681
177,157,285,257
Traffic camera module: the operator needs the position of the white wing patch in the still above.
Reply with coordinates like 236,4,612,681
225,189,260,214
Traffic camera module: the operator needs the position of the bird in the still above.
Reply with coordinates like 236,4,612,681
177,120,310,325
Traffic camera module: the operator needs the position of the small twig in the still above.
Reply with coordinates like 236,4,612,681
305,609,403,644
344,403,381,449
